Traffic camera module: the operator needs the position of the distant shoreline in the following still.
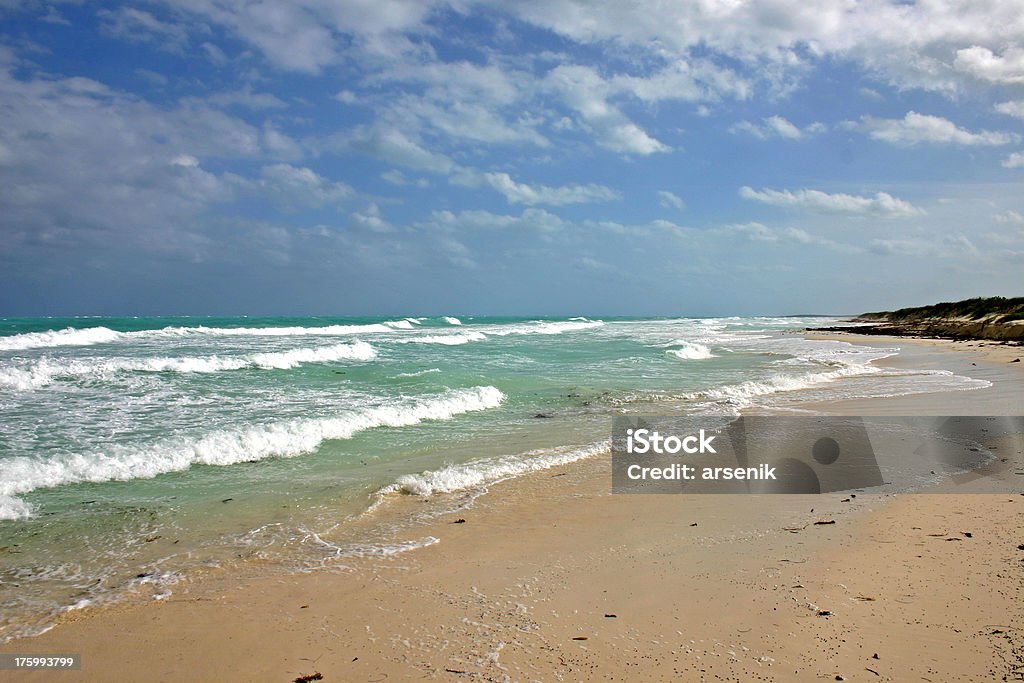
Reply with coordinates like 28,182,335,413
810,296,1024,343
809,322,1024,342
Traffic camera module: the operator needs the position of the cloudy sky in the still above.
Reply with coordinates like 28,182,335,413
1,0,1023,316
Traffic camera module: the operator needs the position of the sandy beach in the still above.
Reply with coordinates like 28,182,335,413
2,335,1022,682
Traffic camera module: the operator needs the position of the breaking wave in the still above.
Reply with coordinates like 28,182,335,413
0,326,124,352
0,386,505,519
0,342,378,391
666,342,715,360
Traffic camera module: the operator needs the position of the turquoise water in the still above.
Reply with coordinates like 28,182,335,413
0,315,988,639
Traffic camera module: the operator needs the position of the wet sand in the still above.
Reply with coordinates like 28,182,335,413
2,336,1022,682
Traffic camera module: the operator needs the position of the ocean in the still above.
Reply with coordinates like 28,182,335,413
0,315,989,640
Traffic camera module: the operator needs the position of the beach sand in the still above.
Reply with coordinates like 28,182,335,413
2,335,1022,682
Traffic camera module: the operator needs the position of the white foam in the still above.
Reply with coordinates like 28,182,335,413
394,368,442,378
486,319,603,336
248,341,377,369
0,342,378,390
304,533,440,560
0,326,123,351
0,320,421,351
394,332,487,346
389,440,608,497
667,342,715,360
688,363,880,407
165,323,397,337
442,316,463,326
0,386,504,516
0,494,34,520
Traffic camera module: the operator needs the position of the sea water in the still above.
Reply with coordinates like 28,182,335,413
0,315,989,639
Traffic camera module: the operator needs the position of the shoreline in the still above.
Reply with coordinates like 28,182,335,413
1,334,1022,681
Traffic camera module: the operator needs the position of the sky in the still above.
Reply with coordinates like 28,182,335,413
0,1,1023,317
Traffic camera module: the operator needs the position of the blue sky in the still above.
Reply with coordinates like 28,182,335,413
1,1,1023,316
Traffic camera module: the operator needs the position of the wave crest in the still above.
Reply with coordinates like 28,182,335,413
0,342,377,391
0,386,505,518
666,342,715,360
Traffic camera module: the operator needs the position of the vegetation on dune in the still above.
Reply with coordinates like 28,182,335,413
858,297,1024,324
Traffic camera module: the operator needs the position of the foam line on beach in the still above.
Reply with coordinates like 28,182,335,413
383,439,610,498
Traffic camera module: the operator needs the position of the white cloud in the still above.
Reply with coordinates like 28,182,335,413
364,61,548,148
257,164,353,207
731,115,825,140
488,0,1024,95
40,7,70,26
993,210,1024,225
995,100,1024,119
425,207,568,233
204,88,287,110
98,7,190,50
954,45,1024,84
350,203,392,232
544,64,670,155
380,169,428,187
869,234,979,258
0,65,272,251
724,222,853,252
857,111,1018,147
1002,152,1024,169
612,59,752,103
658,190,685,210
152,0,442,74
477,172,621,206
335,124,456,174
739,186,923,218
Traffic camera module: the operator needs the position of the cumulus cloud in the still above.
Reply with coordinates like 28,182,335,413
349,203,392,232
1003,152,1024,169
855,111,1018,147
995,100,1024,119
954,45,1024,84
544,64,670,155
739,187,924,218
365,61,548,149
485,0,1024,95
